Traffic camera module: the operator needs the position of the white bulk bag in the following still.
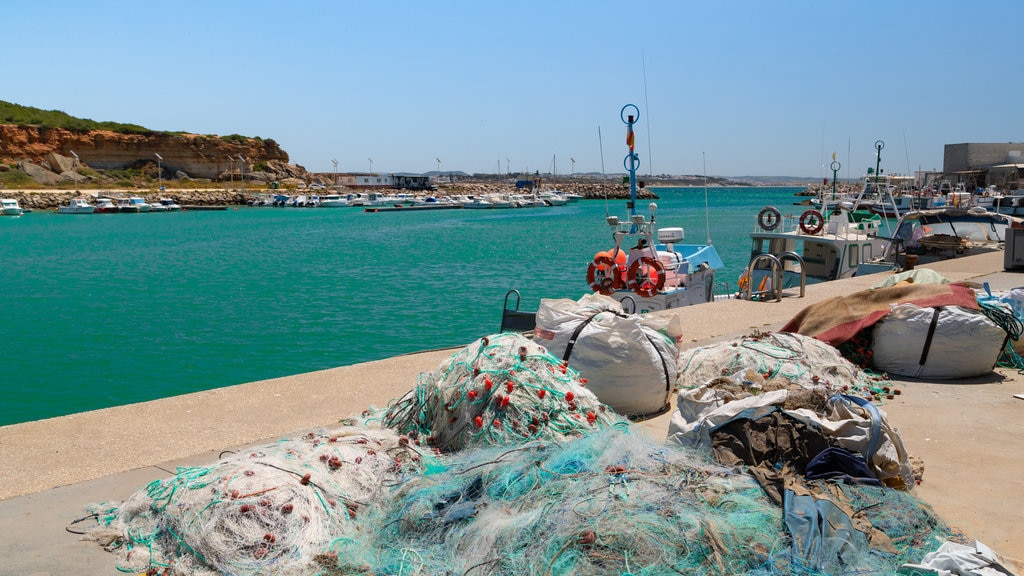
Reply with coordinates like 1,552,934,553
534,294,682,417
871,304,1007,379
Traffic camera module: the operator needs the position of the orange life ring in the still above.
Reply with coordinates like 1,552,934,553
799,209,824,235
627,257,666,297
586,255,621,295
757,206,781,231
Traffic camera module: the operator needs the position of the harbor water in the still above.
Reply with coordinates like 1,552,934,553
0,187,802,425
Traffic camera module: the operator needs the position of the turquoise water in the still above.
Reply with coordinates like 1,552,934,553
0,187,802,425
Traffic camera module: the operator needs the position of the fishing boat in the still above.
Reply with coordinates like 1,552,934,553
56,197,96,214
583,104,724,313
741,205,889,299
318,194,350,207
1,198,23,216
157,198,182,211
116,197,151,213
94,198,119,213
861,206,1023,273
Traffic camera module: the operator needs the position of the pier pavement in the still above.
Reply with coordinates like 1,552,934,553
1,250,1022,574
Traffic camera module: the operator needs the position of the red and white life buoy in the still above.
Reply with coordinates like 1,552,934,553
586,255,621,295
627,257,666,297
758,206,781,231
799,209,824,235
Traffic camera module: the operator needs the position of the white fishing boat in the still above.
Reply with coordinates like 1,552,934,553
537,188,568,206
462,195,493,209
742,205,889,299
157,198,182,211
117,197,151,213
1,198,24,216
318,194,349,207
582,104,724,313
57,197,96,214
862,206,1023,273
94,197,118,213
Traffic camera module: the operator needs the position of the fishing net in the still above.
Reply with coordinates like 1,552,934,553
81,424,430,576
677,330,898,402
382,332,627,452
359,427,788,575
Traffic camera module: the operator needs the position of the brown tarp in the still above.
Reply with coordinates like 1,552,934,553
779,283,979,346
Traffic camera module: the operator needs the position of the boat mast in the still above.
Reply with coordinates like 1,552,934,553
622,104,640,220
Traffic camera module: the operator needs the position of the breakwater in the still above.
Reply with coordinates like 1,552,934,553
2,180,651,210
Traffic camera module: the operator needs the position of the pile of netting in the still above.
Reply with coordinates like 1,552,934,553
382,332,627,451
79,425,431,576
78,332,955,575
677,330,899,402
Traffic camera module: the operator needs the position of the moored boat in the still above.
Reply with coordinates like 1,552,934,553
116,197,151,213
157,198,182,211
56,197,96,214
94,198,119,213
742,205,889,299
582,104,723,313
1,198,24,216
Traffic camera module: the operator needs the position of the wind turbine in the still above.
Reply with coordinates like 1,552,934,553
368,158,374,173
435,157,441,174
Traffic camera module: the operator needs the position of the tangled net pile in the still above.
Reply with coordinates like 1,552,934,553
383,332,627,451
81,425,429,576
80,332,953,575
678,330,900,402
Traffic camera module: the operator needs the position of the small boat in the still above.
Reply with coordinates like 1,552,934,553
116,197,151,213
537,189,568,206
462,195,493,209
157,198,182,211
94,198,119,213
319,194,349,207
582,104,724,313
57,197,96,214
1,198,23,216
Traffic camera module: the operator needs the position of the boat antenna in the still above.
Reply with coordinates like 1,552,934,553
642,50,653,178
598,125,610,217
702,151,712,245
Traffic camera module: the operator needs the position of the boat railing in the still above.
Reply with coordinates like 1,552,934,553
742,254,783,302
777,251,806,298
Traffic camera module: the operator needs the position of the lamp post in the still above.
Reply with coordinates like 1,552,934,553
368,157,374,173
69,150,79,192
155,153,163,192
238,155,246,194
435,157,441,177
570,157,576,176
332,159,338,189
226,156,234,189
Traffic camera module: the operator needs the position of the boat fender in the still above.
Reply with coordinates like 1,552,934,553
757,206,781,231
586,255,621,295
799,209,824,235
627,257,666,297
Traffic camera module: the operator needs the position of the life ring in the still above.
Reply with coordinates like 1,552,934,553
586,255,621,295
799,209,824,235
627,257,666,297
757,206,781,231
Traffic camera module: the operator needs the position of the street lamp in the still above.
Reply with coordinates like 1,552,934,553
238,155,246,194
69,150,79,192
570,157,576,176
435,157,441,176
332,159,338,189
226,156,234,189
155,153,163,192
368,157,374,173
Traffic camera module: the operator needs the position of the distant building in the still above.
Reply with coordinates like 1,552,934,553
336,173,433,190
943,142,1024,189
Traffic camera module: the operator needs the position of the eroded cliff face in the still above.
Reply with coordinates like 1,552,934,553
0,125,289,179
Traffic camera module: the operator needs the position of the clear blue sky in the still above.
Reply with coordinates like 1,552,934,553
7,1,1022,178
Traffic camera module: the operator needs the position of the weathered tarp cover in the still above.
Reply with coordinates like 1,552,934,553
780,283,979,346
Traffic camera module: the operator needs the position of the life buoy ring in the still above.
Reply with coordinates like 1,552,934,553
799,209,824,235
586,255,621,295
627,257,666,297
757,206,781,231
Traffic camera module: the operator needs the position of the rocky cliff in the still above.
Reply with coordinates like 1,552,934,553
0,125,295,180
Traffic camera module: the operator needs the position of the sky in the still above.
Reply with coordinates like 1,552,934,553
6,1,1022,179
